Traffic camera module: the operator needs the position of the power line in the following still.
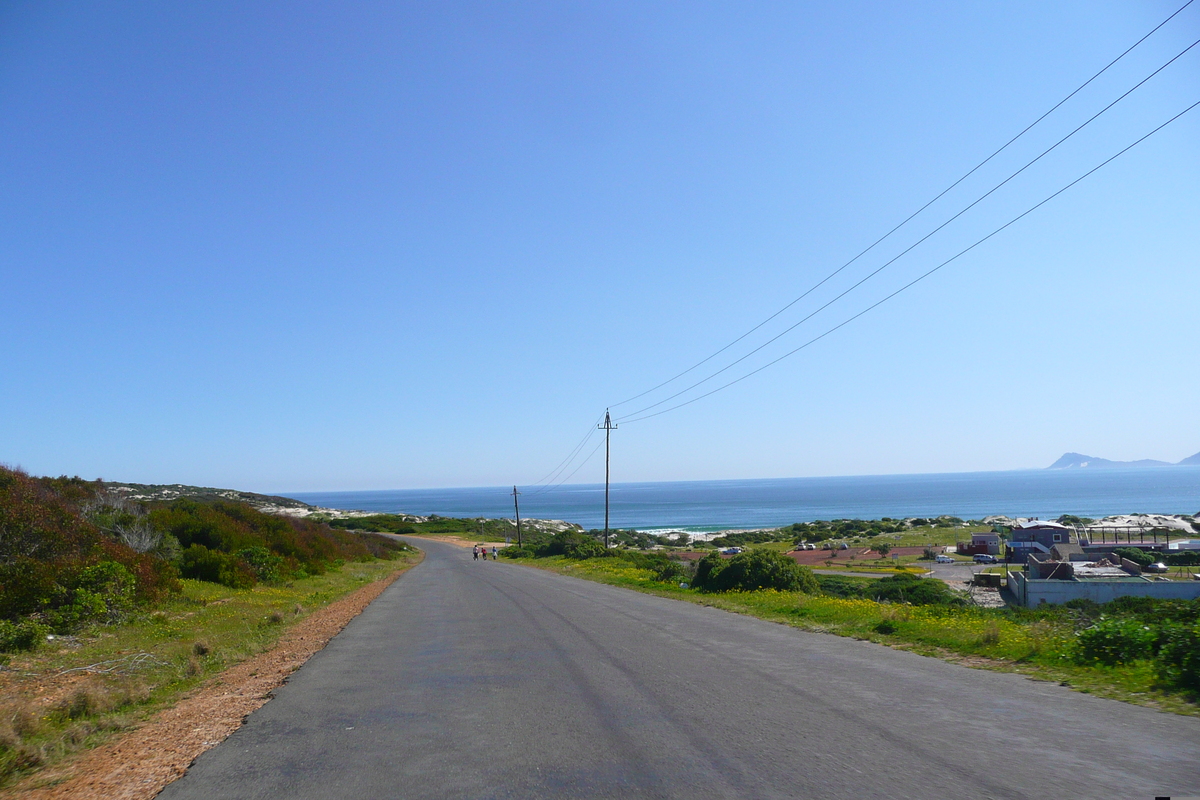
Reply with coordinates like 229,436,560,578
618,97,1200,424
524,437,607,497
614,34,1200,423
526,413,604,489
523,0,1197,491
608,0,1196,411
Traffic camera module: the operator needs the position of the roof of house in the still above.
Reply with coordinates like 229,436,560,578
1014,520,1070,531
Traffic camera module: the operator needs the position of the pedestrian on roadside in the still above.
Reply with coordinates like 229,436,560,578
491,546,498,560
472,546,478,561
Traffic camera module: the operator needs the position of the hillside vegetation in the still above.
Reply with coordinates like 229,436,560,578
0,466,416,787
0,467,407,650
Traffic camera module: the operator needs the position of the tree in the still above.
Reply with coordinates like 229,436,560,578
871,542,891,558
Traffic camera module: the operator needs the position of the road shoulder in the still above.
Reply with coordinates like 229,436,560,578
2,555,422,800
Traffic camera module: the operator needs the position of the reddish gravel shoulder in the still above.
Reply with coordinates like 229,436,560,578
3,557,421,800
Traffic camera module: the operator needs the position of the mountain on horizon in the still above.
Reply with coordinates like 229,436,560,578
1048,451,1200,469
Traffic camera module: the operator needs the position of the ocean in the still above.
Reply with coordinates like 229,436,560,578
287,466,1200,533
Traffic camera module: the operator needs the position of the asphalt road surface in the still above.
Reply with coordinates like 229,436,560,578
158,538,1200,800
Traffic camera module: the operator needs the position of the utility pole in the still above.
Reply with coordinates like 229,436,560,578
599,409,617,549
511,486,522,548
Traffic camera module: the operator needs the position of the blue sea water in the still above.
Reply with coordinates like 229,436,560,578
287,466,1200,532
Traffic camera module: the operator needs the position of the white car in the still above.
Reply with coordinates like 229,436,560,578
934,555,955,564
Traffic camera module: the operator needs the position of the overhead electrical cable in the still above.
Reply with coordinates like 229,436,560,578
607,0,1196,411
614,35,1200,423
525,437,607,496
525,413,605,489
522,0,1196,491
617,97,1200,424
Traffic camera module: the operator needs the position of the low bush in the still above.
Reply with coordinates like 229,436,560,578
694,549,819,594
354,533,411,560
1165,551,1200,566
0,619,50,653
1111,547,1155,568
0,468,179,626
179,545,257,589
868,574,965,606
538,530,606,559
235,547,284,583
500,546,535,559
1156,621,1200,691
691,551,726,591
651,560,691,583
1076,617,1158,665
816,575,873,599
332,515,419,535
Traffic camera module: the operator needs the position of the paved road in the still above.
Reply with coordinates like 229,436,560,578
159,539,1200,800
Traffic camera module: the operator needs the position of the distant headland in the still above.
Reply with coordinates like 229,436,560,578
1048,451,1200,469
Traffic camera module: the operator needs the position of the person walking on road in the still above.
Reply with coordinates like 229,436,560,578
491,546,498,560
472,546,478,561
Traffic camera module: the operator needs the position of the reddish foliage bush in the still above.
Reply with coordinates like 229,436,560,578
148,499,377,583
0,467,180,624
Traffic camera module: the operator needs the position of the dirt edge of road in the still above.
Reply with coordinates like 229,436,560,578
3,557,422,800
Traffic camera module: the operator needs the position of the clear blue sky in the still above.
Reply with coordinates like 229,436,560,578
2,1,1197,492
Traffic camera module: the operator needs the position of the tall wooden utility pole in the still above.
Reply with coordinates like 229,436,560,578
599,410,617,549
511,485,522,548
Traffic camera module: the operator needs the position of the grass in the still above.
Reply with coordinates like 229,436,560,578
0,553,420,789
513,554,1199,716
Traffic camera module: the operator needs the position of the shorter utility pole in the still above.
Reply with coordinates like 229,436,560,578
599,409,617,549
511,485,522,548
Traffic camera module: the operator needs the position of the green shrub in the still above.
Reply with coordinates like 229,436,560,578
1111,547,1154,568
1076,617,1157,665
564,536,605,559
699,549,819,593
817,576,871,598
236,547,284,583
1165,551,1200,566
869,574,964,606
1103,596,1200,625
500,546,534,559
540,530,605,559
62,560,136,630
0,619,50,653
179,545,257,589
690,551,725,590
332,515,418,534
652,560,691,583
1155,621,1200,691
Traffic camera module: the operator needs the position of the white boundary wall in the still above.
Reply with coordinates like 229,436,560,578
1008,571,1200,606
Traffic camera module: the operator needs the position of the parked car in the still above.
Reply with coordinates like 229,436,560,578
935,554,956,564
973,554,998,564
1144,562,1169,574
721,547,743,555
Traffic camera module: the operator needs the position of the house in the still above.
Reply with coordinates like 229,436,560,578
1008,553,1200,606
956,531,1002,556
1005,520,1073,563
